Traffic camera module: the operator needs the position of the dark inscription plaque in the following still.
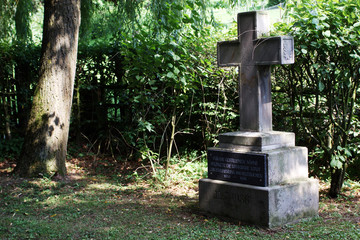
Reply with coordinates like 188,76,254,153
208,149,268,187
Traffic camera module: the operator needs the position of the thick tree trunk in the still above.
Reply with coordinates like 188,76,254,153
14,0,81,177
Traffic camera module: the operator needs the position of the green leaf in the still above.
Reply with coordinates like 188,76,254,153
301,49,308,54
353,22,360,27
144,122,154,132
335,39,343,46
344,148,352,157
166,72,176,79
350,53,360,60
323,30,331,37
312,18,319,26
318,81,325,92
330,157,343,169
173,67,180,75
168,50,180,61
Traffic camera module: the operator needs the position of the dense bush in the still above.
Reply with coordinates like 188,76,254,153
0,43,40,138
273,0,360,196
72,29,239,167
0,0,239,173
1,0,359,192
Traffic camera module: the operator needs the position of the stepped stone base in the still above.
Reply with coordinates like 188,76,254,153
199,178,319,228
199,131,319,228
208,146,309,186
218,131,295,151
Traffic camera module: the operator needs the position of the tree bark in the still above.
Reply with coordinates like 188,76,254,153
329,167,346,198
15,56,32,134
14,0,81,177
1,95,12,140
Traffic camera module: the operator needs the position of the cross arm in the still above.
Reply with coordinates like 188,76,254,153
217,36,294,67
253,36,294,65
217,40,241,67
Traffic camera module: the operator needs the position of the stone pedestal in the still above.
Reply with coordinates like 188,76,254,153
199,131,319,228
199,178,318,228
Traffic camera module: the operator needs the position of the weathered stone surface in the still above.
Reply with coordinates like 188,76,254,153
267,147,309,185
207,146,309,186
199,178,319,228
217,11,294,132
218,131,295,151
254,36,295,65
199,10,319,228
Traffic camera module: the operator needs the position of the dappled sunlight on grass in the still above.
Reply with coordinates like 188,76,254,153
1,157,360,239
86,182,122,191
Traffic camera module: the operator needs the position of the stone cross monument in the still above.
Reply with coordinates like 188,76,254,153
217,11,293,132
199,11,319,228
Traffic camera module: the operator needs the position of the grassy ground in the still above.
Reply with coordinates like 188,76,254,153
0,156,359,240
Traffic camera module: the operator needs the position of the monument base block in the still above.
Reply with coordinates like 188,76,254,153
199,178,319,228
218,131,295,151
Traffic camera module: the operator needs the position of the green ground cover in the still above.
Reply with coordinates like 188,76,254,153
0,157,359,239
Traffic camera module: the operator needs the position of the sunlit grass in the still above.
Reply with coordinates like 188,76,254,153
1,155,359,239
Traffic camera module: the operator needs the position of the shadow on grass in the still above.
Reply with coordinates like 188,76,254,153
1,158,360,239
0,173,243,239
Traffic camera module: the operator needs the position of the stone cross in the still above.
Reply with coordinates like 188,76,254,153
217,11,294,132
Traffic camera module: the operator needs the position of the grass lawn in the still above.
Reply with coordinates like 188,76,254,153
1,156,359,239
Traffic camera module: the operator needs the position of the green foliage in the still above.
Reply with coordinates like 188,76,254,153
1,0,359,187
0,0,16,43
106,0,239,166
0,0,239,175
36,0,237,175
0,43,40,146
273,0,360,191
79,0,95,39
15,0,36,43
227,0,268,9
79,0,120,45
149,151,207,184
0,136,24,160
0,0,43,44
266,0,284,8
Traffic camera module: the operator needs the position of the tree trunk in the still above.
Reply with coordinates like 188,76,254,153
15,57,32,134
14,0,81,177
329,167,346,198
1,95,12,140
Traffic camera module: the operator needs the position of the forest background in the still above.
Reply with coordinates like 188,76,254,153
0,0,359,198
